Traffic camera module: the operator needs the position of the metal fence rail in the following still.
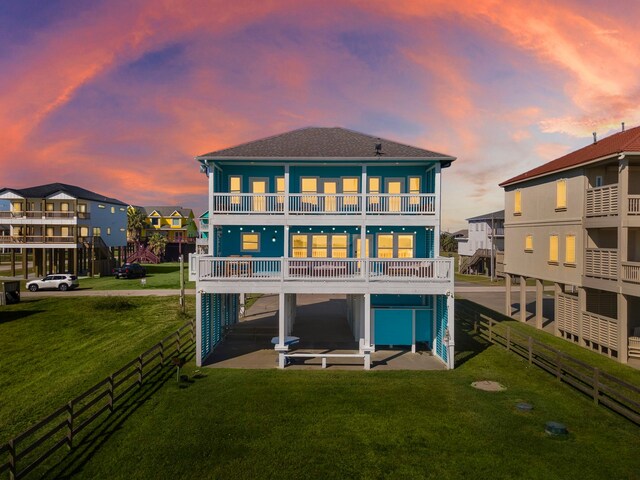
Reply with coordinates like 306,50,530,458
0,320,195,479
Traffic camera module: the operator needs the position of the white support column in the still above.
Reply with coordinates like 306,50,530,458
411,310,416,353
364,293,371,349
554,283,562,337
519,276,527,323
434,162,442,253
505,273,512,317
535,278,543,329
277,292,287,368
195,290,202,367
208,163,215,255
447,293,455,369
618,294,628,363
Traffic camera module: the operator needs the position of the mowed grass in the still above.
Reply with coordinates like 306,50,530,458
43,263,193,291
0,295,194,440
47,329,640,479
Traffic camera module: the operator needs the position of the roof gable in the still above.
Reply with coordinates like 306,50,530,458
501,126,640,187
197,127,455,161
0,183,126,205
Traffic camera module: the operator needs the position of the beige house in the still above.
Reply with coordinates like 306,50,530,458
500,125,640,363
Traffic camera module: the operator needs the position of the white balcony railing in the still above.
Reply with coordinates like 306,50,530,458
621,261,640,284
0,235,76,244
629,195,640,215
0,211,85,219
190,256,453,283
585,248,618,279
210,193,437,215
582,311,618,350
586,185,618,217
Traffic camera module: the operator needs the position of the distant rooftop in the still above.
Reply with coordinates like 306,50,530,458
197,127,456,163
501,125,640,187
143,206,193,217
0,183,126,205
466,210,505,222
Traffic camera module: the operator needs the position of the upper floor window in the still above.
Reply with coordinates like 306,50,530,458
409,176,421,205
77,203,87,213
241,232,259,251
107,227,111,235
377,233,414,258
342,178,359,206
171,218,180,226
368,177,381,206
525,234,533,252
301,178,318,205
556,180,567,210
61,203,69,212
276,177,285,205
565,235,576,265
514,190,522,215
549,235,559,263
595,176,603,187
230,176,241,205
93,227,101,236
98,204,105,209
151,217,160,226
111,206,115,214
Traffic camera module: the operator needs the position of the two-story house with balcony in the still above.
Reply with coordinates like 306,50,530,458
500,125,640,363
141,206,196,261
0,183,127,277
457,209,504,276
189,127,456,370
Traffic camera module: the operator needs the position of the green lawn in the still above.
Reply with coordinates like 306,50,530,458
40,320,640,479
0,295,194,440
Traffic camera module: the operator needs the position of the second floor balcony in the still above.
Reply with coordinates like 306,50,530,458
0,211,90,221
190,256,453,285
210,193,436,216
584,248,618,280
0,235,76,245
585,185,618,217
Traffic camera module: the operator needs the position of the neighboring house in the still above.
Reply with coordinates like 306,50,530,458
196,211,209,254
189,126,456,369
0,183,127,277
141,206,196,260
500,125,640,364
457,210,505,275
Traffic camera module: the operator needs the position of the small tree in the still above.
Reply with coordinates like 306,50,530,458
148,233,168,259
127,207,147,246
440,233,456,253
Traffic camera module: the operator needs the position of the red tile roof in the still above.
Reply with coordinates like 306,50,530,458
500,126,640,187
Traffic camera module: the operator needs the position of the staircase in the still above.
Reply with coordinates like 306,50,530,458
126,245,160,264
91,236,116,276
459,248,491,274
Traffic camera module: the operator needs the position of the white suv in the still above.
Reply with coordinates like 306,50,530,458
26,274,79,292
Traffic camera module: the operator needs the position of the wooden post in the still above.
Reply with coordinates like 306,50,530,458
504,272,511,316
473,320,478,334
66,402,74,449
137,355,143,386
10,249,15,277
108,375,114,412
180,255,185,314
177,329,182,354
506,326,511,351
8,439,16,480
528,337,533,365
593,368,600,405
160,341,165,366
556,351,562,380
488,319,493,343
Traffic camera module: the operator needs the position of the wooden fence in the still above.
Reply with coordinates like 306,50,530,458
0,320,195,479
457,302,640,426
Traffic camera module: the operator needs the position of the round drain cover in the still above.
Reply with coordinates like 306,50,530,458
471,380,506,392
545,421,568,436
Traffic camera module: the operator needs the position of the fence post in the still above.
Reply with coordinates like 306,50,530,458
473,320,478,334
528,337,533,365
488,319,493,343
8,439,15,480
160,340,165,366
506,326,511,352
177,328,182,354
108,375,114,413
555,351,562,380
593,368,600,405
66,402,74,449
137,355,143,386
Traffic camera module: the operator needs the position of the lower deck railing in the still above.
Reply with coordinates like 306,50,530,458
191,256,453,282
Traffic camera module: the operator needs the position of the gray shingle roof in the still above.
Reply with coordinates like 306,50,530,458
197,127,455,161
0,183,126,205
466,210,505,222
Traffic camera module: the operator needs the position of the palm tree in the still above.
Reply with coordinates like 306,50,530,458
440,233,456,253
127,207,147,246
148,233,168,259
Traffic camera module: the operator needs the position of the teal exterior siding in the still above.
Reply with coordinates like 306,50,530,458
415,309,433,343
200,293,239,364
374,309,413,345
219,226,285,257
222,166,284,192
372,295,434,348
435,295,448,363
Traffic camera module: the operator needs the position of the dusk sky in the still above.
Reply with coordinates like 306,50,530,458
2,0,639,230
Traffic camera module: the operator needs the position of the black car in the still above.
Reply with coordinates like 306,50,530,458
113,263,146,279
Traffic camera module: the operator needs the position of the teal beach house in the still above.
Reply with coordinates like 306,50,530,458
190,127,456,369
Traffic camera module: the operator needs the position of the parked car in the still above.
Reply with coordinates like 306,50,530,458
113,263,146,279
26,274,79,292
